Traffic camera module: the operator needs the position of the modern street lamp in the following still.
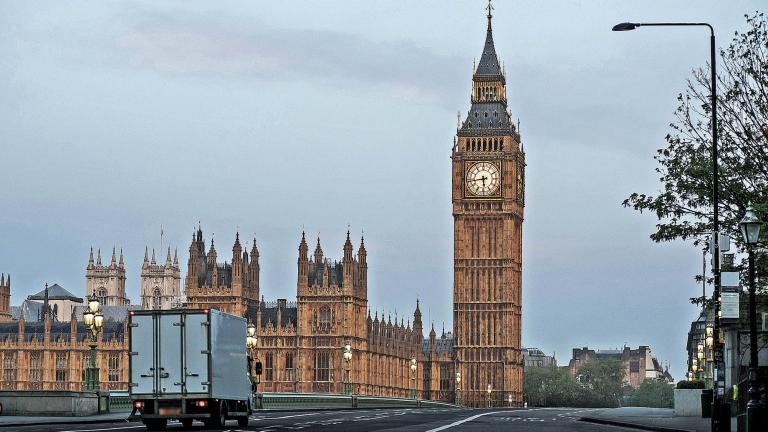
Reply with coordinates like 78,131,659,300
83,294,104,391
739,205,763,432
410,358,417,400
343,343,353,396
612,20,727,431
455,371,461,406
245,320,259,394
487,384,492,408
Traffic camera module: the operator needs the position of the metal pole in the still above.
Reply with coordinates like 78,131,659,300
746,248,761,431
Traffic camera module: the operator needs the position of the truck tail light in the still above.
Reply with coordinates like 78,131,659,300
195,400,208,408
134,401,144,409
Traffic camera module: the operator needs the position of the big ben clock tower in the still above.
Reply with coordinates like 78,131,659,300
452,2,524,407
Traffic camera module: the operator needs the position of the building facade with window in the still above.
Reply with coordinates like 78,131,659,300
217,232,456,401
567,345,672,388
0,311,128,391
85,247,129,306
139,246,181,310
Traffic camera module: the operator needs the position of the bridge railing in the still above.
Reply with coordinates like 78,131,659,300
257,392,457,410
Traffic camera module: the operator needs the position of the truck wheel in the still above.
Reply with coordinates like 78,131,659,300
180,418,193,428
237,416,249,427
217,401,228,428
143,419,167,431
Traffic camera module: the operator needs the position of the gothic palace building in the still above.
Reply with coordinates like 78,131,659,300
0,6,523,406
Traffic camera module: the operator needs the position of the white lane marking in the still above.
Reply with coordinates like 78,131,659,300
252,412,326,420
425,411,508,432
58,426,145,432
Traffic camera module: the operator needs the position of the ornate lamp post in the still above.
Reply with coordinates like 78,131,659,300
409,358,417,400
455,371,461,406
343,343,352,396
83,294,104,391
246,320,259,394
487,384,492,408
739,205,763,432
508,394,512,408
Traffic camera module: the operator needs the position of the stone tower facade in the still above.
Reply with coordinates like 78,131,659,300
140,247,181,310
0,273,11,322
293,231,371,393
452,6,525,407
86,247,129,306
184,227,260,317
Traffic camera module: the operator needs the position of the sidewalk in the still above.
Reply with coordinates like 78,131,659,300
0,412,131,428
580,407,736,432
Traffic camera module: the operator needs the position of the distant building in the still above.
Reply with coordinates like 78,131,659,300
0,283,129,391
25,283,82,322
568,345,672,388
522,347,556,369
140,246,181,310
85,247,129,306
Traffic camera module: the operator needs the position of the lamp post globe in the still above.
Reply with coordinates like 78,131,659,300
88,294,99,313
247,321,257,338
740,205,763,432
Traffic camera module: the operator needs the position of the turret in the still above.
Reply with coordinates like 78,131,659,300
151,248,156,265
313,237,323,263
165,247,172,267
357,235,368,296
110,246,117,268
119,249,124,268
88,248,95,269
232,233,243,296
96,249,102,266
413,299,423,339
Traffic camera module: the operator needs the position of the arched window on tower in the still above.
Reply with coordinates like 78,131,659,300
152,288,161,310
97,289,107,307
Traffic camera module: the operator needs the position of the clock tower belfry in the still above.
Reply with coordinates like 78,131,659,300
452,3,525,408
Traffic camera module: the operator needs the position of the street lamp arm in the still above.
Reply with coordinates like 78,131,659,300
612,22,713,35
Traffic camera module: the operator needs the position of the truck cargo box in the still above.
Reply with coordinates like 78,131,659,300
130,309,249,400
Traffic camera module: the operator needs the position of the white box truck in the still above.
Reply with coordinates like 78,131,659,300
128,309,252,430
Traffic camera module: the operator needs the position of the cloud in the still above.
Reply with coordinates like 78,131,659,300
115,12,465,107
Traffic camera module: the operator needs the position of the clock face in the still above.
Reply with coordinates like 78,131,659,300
466,161,500,196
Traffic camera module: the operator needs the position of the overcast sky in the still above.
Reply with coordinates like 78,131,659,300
1,0,761,380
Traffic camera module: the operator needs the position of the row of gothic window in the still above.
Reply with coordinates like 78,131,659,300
476,85,499,101
0,352,121,383
466,137,503,152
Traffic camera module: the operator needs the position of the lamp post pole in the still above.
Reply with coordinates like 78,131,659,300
343,343,352,396
455,371,461,406
83,294,103,391
410,358,417,400
740,205,764,432
612,21,725,431
246,320,259,396
487,384,492,408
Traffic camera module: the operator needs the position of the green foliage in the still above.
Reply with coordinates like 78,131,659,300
577,359,625,408
630,379,675,408
676,380,706,389
524,360,626,408
623,12,768,294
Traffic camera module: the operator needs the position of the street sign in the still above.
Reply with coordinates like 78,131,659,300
721,271,740,287
721,288,739,319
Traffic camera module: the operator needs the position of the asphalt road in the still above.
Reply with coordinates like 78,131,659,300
6,408,636,432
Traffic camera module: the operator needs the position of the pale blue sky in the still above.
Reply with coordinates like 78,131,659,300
0,0,761,380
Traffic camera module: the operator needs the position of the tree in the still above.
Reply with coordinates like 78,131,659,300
623,13,768,293
577,359,625,407
630,379,674,408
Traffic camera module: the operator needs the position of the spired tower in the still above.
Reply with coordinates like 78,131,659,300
85,247,129,306
140,246,182,309
452,3,525,407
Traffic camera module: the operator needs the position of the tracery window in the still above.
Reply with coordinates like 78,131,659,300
2,352,16,384
152,288,161,310
55,352,69,382
284,353,294,382
29,351,42,388
314,350,331,382
108,354,120,382
264,353,273,381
